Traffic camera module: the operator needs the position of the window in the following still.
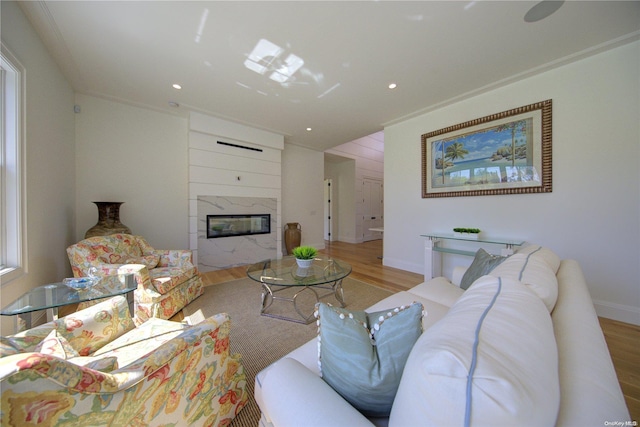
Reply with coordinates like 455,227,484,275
1,44,26,283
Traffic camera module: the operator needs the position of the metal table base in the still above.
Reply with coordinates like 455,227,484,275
260,278,346,324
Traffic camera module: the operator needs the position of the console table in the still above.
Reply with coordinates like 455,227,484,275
421,233,525,281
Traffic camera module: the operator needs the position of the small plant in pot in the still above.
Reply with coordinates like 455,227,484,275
453,227,482,240
292,245,317,268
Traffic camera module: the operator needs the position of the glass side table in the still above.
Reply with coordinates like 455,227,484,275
1,274,136,332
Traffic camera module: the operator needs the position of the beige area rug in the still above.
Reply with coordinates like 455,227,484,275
182,276,393,427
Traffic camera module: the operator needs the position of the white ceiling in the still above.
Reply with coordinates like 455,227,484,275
18,1,640,151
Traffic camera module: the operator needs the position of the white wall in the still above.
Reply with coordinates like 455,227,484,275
188,112,284,263
1,2,76,335
282,143,325,252
325,131,384,243
74,95,189,250
384,41,640,325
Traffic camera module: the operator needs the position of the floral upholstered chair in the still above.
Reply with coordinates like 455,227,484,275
0,295,248,426
67,234,204,324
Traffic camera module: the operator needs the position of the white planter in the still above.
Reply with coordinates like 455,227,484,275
453,232,481,240
295,266,312,277
296,258,314,268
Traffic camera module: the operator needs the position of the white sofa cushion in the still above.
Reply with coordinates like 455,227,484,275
367,291,452,332
406,277,464,308
390,275,560,427
553,260,631,425
255,358,375,427
517,244,561,273
490,246,559,311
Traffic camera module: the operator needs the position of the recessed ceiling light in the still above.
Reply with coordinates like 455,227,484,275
388,83,397,89
172,84,182,90
306,127,312,132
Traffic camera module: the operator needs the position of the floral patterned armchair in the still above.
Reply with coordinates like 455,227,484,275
67,234,204,324
0,295,248,426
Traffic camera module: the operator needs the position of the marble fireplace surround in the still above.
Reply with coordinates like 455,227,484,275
197,196,277,272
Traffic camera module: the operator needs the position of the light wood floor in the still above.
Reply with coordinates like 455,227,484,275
201,240,639,421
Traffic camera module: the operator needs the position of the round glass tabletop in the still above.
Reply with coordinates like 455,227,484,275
246,256,352,286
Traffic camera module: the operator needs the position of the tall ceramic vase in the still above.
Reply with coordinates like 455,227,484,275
284,222,301,255
85,202,132,238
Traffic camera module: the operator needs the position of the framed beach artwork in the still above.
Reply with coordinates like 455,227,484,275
421,99,552,198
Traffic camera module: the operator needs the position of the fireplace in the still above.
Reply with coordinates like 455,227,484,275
197,196,278,272
206,214,271,238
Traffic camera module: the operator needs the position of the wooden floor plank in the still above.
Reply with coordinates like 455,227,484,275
600,317,640,421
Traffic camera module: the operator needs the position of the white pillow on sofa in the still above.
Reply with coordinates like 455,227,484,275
516,244,561,273
491,248,559,312
390,275,559,427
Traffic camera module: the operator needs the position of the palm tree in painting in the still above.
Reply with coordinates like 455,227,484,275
434,141,446,184
445,141,469,162
495,120,527,167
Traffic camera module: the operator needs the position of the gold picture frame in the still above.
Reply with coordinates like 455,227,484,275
422,100,552,198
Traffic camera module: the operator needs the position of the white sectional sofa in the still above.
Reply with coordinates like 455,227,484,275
255,245,631,426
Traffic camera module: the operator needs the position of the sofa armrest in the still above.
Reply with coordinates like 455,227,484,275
153,249,194,268
112,313,237,388
68,256,122,278
0,313,248,426
0,353,123,391
552,260,630,425
2,314,231,394
117,264,152,290
451,266,467,287
255,358,375,427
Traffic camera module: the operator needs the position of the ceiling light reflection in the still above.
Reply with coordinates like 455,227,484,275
270,53,304,83
245,38,304,84
194,8,209,43
464,2,477,11
317,83,341,99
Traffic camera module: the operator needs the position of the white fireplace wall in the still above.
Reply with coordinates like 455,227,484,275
188,112,284,271
198,196,277,271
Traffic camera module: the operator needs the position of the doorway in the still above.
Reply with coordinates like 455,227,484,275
362,178,383,241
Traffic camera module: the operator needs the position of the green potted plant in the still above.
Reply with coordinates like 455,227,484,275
453,227,482,240
292,245,318,268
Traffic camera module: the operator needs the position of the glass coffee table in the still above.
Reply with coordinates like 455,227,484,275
247,257,352,324
1,274,136,332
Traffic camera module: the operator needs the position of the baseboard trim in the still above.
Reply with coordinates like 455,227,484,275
336,236,359,244
382,257,422,275
594,299,640,326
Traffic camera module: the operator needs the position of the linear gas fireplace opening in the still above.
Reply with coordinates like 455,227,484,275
206,214,271,239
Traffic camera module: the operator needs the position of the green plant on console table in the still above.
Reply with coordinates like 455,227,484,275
453,228,481,234
292,245,318,260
